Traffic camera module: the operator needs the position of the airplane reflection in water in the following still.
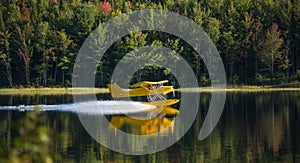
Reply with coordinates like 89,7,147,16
108,115,175,135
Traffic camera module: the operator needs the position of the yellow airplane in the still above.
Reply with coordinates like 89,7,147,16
107,80,174,101
107,80,180,114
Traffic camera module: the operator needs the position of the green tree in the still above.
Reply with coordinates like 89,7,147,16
0,8,13,86
35,22,51,86
54,30,73,85
218,1,242,81
0,31,12,87
290,0,300,72
73,3,96,43
120,32,148,83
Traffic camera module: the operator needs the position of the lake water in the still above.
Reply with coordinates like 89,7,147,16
0,91,300,162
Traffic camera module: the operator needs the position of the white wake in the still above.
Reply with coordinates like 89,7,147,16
0,101,156,115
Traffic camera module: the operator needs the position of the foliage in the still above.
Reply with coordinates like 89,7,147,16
0,109,58,163
0,0,299,87
200,75,210,86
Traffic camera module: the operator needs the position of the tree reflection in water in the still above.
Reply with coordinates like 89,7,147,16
0,92,300,162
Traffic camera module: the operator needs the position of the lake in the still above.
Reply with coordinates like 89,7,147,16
0,91,300,162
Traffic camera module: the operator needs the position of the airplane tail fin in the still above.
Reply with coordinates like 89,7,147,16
107,84,127,98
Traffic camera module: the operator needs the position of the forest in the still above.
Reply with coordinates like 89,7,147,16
0,0,300,87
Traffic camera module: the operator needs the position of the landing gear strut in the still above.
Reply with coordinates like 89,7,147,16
146,84,166,102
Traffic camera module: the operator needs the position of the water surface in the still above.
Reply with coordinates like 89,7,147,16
0,91,300,162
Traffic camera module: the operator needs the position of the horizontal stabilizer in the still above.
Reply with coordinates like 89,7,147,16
107,84,128,98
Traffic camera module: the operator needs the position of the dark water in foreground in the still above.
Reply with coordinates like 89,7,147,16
0,91,300,162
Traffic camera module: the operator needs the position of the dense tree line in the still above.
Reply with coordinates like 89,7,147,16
0,0,300,87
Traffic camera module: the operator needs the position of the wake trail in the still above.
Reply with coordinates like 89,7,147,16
0,100,156,115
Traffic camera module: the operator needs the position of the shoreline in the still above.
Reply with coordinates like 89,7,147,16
177,87,300,93
0,87,109,95
0,86,299,95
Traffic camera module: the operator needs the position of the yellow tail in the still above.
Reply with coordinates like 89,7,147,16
107,84,127,98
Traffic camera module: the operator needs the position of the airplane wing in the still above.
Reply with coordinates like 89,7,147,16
132,80,169,88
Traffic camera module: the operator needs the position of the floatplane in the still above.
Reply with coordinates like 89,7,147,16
107,80,180,115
